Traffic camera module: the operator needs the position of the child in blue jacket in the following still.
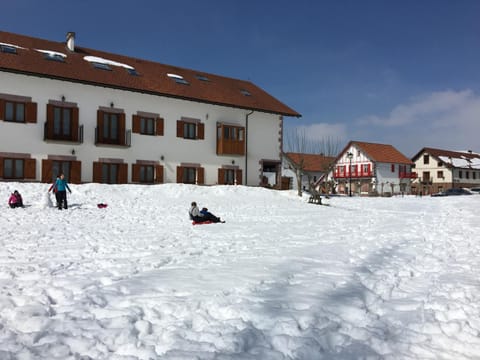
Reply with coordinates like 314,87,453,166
51,173,71,209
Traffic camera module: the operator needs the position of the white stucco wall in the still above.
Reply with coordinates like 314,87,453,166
0,72,283,185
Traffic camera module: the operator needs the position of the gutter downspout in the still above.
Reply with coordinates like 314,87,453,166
245,110,254,185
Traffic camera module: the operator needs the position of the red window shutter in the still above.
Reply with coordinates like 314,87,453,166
119,113,126,145
24,158,36,179
197,167,205,184
0,99,5,120
41,159,53,183
218,168,225,184
236,169,243,185
177,120,184,138
132,164,140,182
97,110,104,143
156,117,164,136
176,166,183,183
70,160,81,184
155,165,164,183
132,115,141,134
26,102,37,123
71,107,79,142
92,162,102,183
368,164,371,175
119,163,128,184
198,123,205,140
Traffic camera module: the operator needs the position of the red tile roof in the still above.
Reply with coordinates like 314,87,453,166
342,141,413,164
285,153,336,172
0,31,300,117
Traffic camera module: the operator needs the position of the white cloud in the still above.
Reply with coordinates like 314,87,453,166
295,123,347,141
358,89,476,127
350,89,480,155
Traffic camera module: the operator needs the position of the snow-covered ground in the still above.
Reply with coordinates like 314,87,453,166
1,182,479,360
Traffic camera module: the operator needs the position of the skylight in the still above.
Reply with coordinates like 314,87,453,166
36,49,66,62
127,68,139,76
0,44,17,54
167,73,189,85
196,74,210,82
240,89,252,96
92,62,112,71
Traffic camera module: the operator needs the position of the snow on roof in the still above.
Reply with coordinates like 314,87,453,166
167,73,184,79
0,42,25,49
35,49,67,58
83,55,134,70
438,155,480,169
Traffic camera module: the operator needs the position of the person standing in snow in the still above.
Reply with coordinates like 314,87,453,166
8,190,23,208
50,173,71,210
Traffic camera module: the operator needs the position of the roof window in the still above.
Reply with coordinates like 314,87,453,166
240,89,252,96
127,68,139,76
167,73,190,85
0,44,17,54
196,74,210,82
36,50,66,62
92,62,112,71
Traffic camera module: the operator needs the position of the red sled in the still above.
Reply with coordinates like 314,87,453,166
192,220,214,225
97,203,108,208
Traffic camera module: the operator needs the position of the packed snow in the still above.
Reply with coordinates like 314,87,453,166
1,182,479,359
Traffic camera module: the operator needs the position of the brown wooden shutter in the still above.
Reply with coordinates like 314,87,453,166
71,107,79,142
119,113,126,145
132,115,141,134
97,110,105,143
92,162,102,183
132,164,140,182
26,102,37,123
119,163,128,184
198,123,205,140
176,166,183,183
155,165,164,183
41,159,53,183
70,160,81,184
24,158,36,179
176,120,184,138
236,169,243,185
46,104,54,139
197,167,205,184
156,117,164,136
0,99,4,120
0,157,3,178
218,168,225,184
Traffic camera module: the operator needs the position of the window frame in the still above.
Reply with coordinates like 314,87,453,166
3,158,24,179
5,100,26,123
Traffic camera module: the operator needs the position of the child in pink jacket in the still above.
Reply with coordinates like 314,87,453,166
8,190,23,208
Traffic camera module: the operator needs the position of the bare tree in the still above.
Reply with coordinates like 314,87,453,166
283,128,341,196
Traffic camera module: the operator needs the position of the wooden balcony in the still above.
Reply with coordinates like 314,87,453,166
399,172,417,179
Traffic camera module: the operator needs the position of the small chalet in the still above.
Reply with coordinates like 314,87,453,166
282,152,336,191
411,147,480,194
332,141,415,196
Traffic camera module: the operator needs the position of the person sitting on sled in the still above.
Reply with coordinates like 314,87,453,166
189,202,224,223
8,190,24,208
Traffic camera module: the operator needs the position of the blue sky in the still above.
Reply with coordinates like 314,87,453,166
2,0,480,156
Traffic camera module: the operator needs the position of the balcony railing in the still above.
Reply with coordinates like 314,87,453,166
44,122,83,143
95,128,131,147
334,171,372,178
399,172,417,179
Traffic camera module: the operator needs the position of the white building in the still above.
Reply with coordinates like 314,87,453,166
332,141,415,196
411,147,480,195
0,31,300,186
